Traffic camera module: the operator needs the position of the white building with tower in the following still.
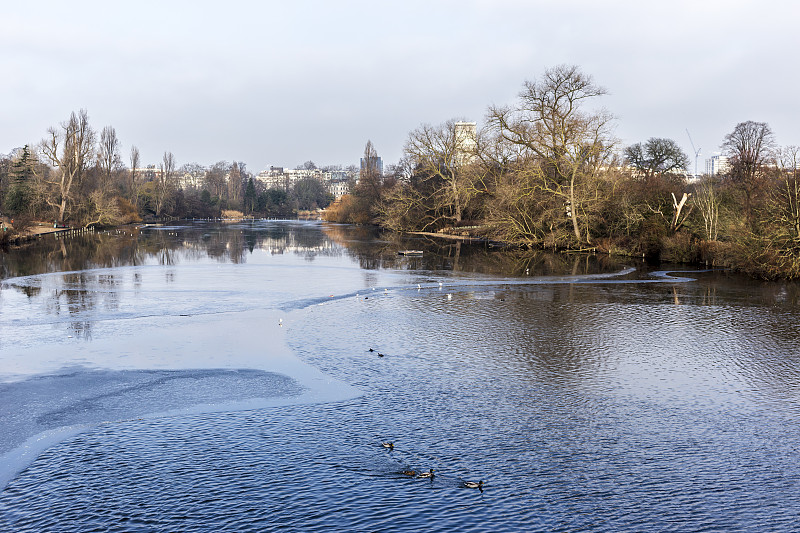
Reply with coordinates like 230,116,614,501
454,121,478,166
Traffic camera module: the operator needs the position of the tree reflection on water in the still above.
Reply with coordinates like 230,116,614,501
321,222,630,276
3,219,799,312
2,220,629,283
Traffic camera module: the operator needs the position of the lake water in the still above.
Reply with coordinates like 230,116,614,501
2,220,800,531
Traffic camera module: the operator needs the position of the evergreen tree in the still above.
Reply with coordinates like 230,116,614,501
244,177,257,213
4,145,37,216
9,145,36,185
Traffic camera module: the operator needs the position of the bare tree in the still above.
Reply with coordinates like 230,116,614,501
227,161,243,207
129,145,141,205
39,109,96,223
178,162,206,190
84,191,122,228
722,120,776,228
384,156,414,184
354,140,383,208
693,176,719,241
624,138,689,180
155,151,176,217
379,181,430,232
487,65,616,244
772,145,800,241
204,161,229,202
97,126,122,192
399,119,481,228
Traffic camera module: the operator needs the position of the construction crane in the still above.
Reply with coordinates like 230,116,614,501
686,129,701,179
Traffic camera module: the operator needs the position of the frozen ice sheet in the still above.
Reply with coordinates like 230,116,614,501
0,367,302,453
0,309,360,489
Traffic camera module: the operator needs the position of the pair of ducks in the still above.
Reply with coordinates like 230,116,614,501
384,442,434,479
384,442,483,489
402,468,435,479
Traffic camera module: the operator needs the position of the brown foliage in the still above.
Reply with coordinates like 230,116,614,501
660,232,700,263
115,197,142,224
323,195,373,225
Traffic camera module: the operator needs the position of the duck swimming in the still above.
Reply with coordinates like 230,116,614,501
417,469,435,478
401,470,417,477
382,442,394,450
463,480,484,490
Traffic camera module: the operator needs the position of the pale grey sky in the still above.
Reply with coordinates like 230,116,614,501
2,0,797,173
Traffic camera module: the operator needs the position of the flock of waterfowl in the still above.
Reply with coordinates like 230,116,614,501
281,295,484,493
381,441,484,492
370,344,483,491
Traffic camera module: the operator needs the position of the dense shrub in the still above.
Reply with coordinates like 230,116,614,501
323,195,372,225
115,197,142,224
661,232,700,263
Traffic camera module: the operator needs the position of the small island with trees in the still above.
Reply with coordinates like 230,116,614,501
2,65,799,279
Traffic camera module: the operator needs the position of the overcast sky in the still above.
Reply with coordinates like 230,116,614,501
2,0,797,173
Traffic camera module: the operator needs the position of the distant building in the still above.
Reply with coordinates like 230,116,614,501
454,121,478,166
320,168,353,199
323,169,351,182
132,166,159,182
176,169,206,190
255,166,324,191
705,155,730,176
360,156,383,176
254,164,358,198
327,179,350,198
254,167,287,190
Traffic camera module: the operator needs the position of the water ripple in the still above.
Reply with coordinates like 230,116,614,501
3,224,800,531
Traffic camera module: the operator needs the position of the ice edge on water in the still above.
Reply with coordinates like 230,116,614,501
280,266,716,311
0,424,92,491
0,307,363,492
0,372,362,492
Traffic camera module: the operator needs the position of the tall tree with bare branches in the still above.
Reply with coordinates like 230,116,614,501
395,119,482,229
39,109,96,223
348,140,383,222
155,151,176,217
693,176,719,241
722,120,775,228
487,65,615,244
624,138,689,180
98,126,122,193
129,145,141,206
772,145,800,242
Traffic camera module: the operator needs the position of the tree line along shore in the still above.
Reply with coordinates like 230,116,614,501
2,65,799,279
